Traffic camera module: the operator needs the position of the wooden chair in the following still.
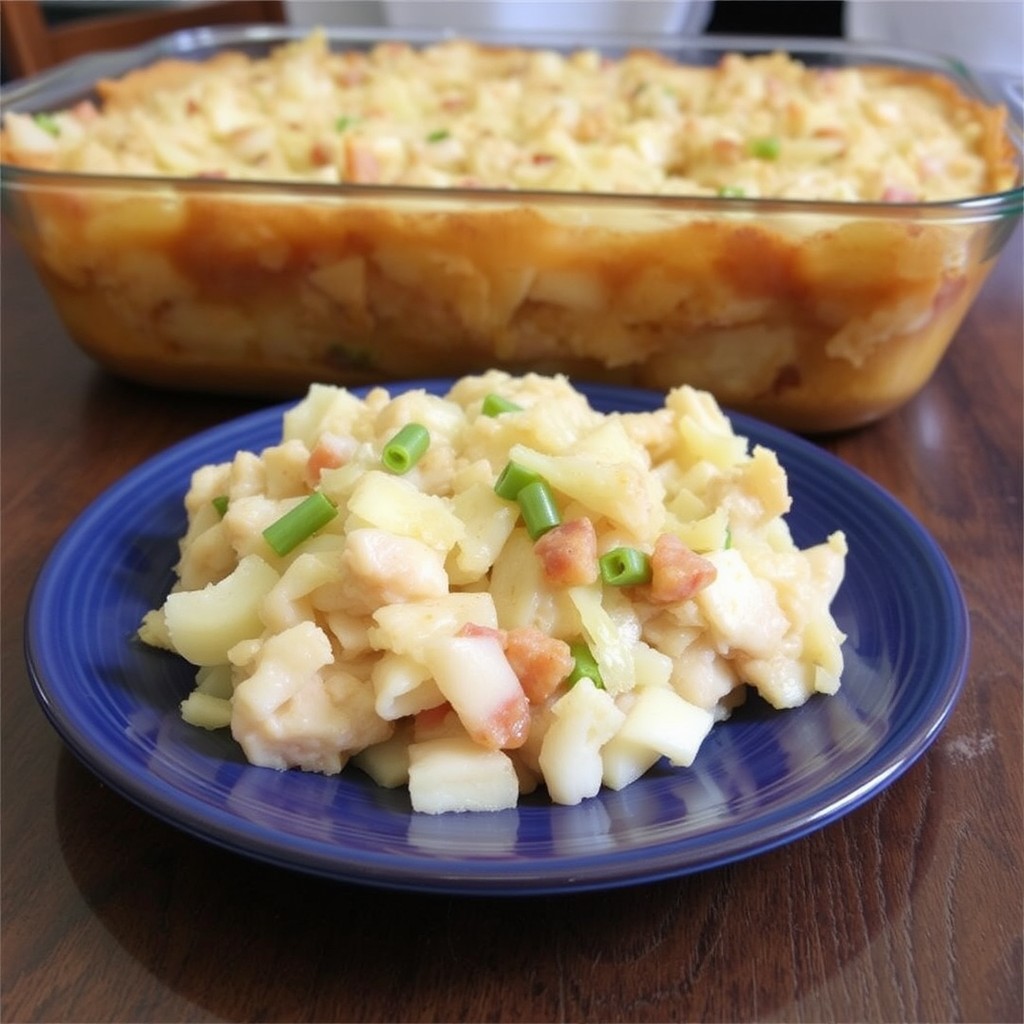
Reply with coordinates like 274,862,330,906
2,0,287,80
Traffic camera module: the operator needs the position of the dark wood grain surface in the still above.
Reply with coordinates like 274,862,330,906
2,224,1021,1024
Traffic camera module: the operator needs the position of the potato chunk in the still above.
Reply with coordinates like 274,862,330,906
408,737,519,814
162,553,279,665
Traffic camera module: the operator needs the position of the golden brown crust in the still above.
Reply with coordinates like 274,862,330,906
3,35,1017,199
95,52,248,107
856,65,1017,193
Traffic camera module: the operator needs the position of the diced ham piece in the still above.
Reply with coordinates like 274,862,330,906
305,432,357,486
645,533,718,604
484,695,532,750
309,140,334,167
882,184,918,203
334,64,367,87
711,137,742,162
533,517,598,588
503,627,573,703
344,138,380,183
456,623,572,703
73,100,99,122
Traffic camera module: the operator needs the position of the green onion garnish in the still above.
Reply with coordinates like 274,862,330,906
482,394,523,417
381,423,430,474
494,460,541,501
599,547,652,587
262,492,338,557
334,115,356,132
212,495,229,518
717,185,746,198
724,525,733,549
749,136,781,160
426,128,450,143
517,479,561,540
567,642,604,689
33,113,60,137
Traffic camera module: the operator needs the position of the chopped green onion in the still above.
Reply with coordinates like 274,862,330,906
212,495,229,518
567,642,604,689
334,115,356,132
494,462,561,537
599,546,652,587
33,113,59,137
749,136,781,160
717,184,746,198
517,479,561,540
381,423,430,474
724,525,733,549
494,460,541,501
262,492,338,557
426,128,450,143
482,394,523,417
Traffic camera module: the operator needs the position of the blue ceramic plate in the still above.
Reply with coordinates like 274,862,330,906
25,382,969,895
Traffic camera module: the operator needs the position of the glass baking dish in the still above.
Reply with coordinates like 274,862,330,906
1,25,1021,432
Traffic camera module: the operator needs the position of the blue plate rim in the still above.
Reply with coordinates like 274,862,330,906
24,379,970,895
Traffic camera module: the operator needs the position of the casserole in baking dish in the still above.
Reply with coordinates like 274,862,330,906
1,27,1020,431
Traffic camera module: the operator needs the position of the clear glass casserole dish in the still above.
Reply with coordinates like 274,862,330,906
1,25,1021,432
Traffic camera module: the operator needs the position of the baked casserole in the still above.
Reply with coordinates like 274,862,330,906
1,29,1020,430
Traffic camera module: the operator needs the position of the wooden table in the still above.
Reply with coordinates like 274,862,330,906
2,224,1021,1023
